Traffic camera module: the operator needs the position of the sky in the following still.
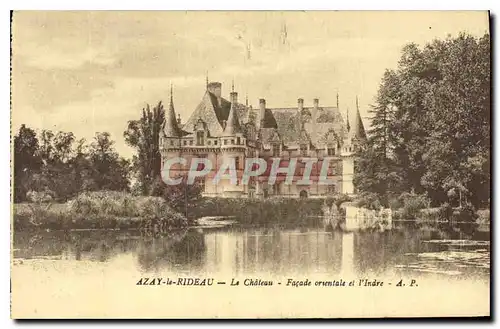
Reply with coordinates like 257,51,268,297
11,11,489,158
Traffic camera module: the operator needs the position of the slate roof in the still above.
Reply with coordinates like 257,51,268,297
162,97,189,137
182,91,224,137
182,88,361,148
222,102,243,136
260,106,350,148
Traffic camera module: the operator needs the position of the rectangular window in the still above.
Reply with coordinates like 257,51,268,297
183,140,187,146
208,140,211,145
196,131,204,146
189,140,193,146
237,137,241,145
327,148,336,156
170,140,174,146
231,139,235,145
272,144,280,157
214,140,218,145
235,157,240,170
224,139,228,145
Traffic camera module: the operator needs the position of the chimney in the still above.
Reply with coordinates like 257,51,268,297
259,98,266,128
177,113,181,125
207,82,222,106
298,98,304,112
230,91,238,104
312,98,319,121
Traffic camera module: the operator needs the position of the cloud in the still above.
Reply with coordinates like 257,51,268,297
11,11,489,159
24,46,116,70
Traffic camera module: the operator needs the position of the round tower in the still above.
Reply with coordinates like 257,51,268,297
218,95,247,197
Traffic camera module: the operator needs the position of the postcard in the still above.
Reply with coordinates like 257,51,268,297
11,10,491,318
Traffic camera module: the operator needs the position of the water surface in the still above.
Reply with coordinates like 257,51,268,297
13,224,490,279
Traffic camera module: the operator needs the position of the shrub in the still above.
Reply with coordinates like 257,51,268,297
14,191,189,232
451,202,478,223
354,192,382,211
452,203,479,235
334,194,353,208
398,192,430,219
477,209,490,225
438,202,453,222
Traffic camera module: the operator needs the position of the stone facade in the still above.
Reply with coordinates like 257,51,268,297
160,81,366,198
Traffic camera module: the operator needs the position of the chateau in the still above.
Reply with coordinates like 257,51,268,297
160,81,366,198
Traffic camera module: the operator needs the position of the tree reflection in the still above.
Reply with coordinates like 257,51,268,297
136,229,206,272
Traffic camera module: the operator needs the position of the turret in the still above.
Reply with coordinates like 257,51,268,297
349,96,366,141
222,99,242,136
164,84,181,137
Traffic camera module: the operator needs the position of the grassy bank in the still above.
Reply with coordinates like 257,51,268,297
13,191,191,232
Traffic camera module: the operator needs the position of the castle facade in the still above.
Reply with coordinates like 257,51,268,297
160,81,366,198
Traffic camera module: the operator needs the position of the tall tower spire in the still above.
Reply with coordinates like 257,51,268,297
205,71,209,89
336,91,339,109
352,96,366,140
170,83,173,104
346,107,351,132
164,83,181,137
231,79,235,93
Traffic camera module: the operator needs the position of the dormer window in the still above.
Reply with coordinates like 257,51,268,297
196,131,204,146
300,144,308,157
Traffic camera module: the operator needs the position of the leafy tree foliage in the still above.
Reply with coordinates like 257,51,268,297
355,33,490,208
124,102,165,195
13,127,130,202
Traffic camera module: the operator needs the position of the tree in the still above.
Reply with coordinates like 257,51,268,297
124,102,165,195
13,125,41,202
88,132,130,191
356,32,490,208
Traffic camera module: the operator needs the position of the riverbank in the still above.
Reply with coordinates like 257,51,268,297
13,192,490,232
13,191,192,232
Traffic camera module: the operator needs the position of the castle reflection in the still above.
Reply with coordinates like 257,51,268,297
13,224,490,278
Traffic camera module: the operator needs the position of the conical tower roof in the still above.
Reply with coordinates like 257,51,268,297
222,100,242,136
350,96,366,140
163,85,182,137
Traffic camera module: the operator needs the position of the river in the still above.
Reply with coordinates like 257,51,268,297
13,223,490,279
11,223,490,318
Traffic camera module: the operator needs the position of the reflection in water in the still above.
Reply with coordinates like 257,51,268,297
13,224,490,278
